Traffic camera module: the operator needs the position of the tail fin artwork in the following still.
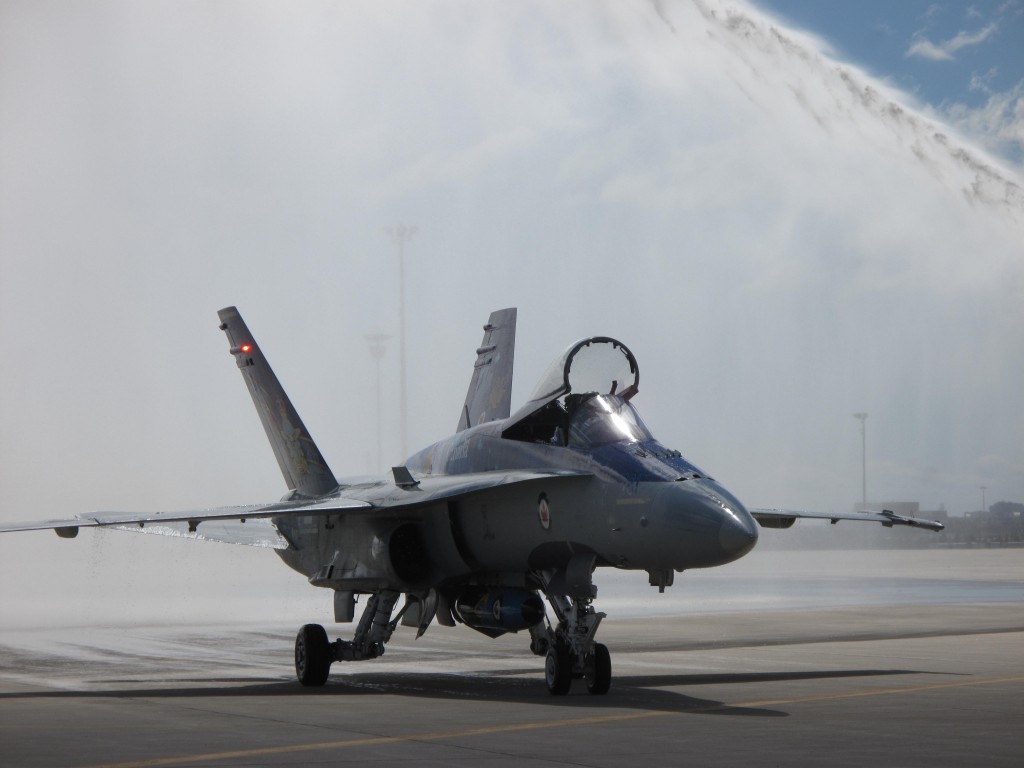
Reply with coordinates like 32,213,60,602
218,307,339,497
457,308,517,432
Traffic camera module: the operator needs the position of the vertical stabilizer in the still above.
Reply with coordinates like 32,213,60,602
457,308,517,432
218,307,338,497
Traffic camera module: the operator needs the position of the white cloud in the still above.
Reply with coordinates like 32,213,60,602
943,79,1024,162
906,38,955,61
906,23,998,60
969,66,1000,93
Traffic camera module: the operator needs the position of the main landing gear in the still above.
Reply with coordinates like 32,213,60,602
295,624,332,686
529,591,611,695
292,584,613,696
294,590,403,687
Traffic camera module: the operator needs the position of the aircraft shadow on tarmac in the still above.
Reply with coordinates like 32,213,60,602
0,667,930,718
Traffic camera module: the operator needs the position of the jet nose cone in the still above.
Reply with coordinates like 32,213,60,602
718,504,759,561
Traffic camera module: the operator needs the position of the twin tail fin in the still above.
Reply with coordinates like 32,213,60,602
457,308,517,432
218,307,338,497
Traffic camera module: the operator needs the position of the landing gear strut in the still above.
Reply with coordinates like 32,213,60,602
292,590,404,686
531,589,611,696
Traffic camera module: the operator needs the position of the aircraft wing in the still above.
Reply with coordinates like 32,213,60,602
100,519,291,549
0,498,373,549
750,507,945,532
0,470,589,547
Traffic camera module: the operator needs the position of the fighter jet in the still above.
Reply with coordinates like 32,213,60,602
1,307,943,695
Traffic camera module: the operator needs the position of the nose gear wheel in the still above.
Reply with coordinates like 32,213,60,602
585,642,612,695
532,582,610,696
544,641,573,695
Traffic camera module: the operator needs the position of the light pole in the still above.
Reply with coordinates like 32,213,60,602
853,413,867,508
365,333,390,473
384,225,417,461
980,485,987,513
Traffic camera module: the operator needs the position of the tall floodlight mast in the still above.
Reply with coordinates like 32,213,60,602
853,412,868,507
384,225,417,460
364,333,390,473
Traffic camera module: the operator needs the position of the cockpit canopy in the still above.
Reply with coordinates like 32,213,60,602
502,337,643,446
527,336,639,405
566,393,653,447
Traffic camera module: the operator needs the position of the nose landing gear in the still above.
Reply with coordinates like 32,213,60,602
531,588,611,695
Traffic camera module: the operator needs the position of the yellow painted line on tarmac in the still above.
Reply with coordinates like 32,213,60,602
739,673,1024,709
82,674,1024,768
80,711,666,768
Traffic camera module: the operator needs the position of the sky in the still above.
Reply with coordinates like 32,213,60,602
1,0,1022,626
752,0,1024,167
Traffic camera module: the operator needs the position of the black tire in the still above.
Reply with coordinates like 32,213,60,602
295,623,331,687
585,642,611,695
545,642,572,696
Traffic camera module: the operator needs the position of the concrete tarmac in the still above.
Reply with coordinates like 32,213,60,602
1,549,1022,767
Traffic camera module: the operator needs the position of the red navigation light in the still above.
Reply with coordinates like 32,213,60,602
241,344,252,353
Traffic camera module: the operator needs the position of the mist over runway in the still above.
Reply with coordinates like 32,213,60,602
1,548,1022,767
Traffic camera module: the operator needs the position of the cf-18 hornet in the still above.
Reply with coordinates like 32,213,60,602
1,307,943,695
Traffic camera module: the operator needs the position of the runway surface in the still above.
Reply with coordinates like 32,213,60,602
1,548,1022,767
